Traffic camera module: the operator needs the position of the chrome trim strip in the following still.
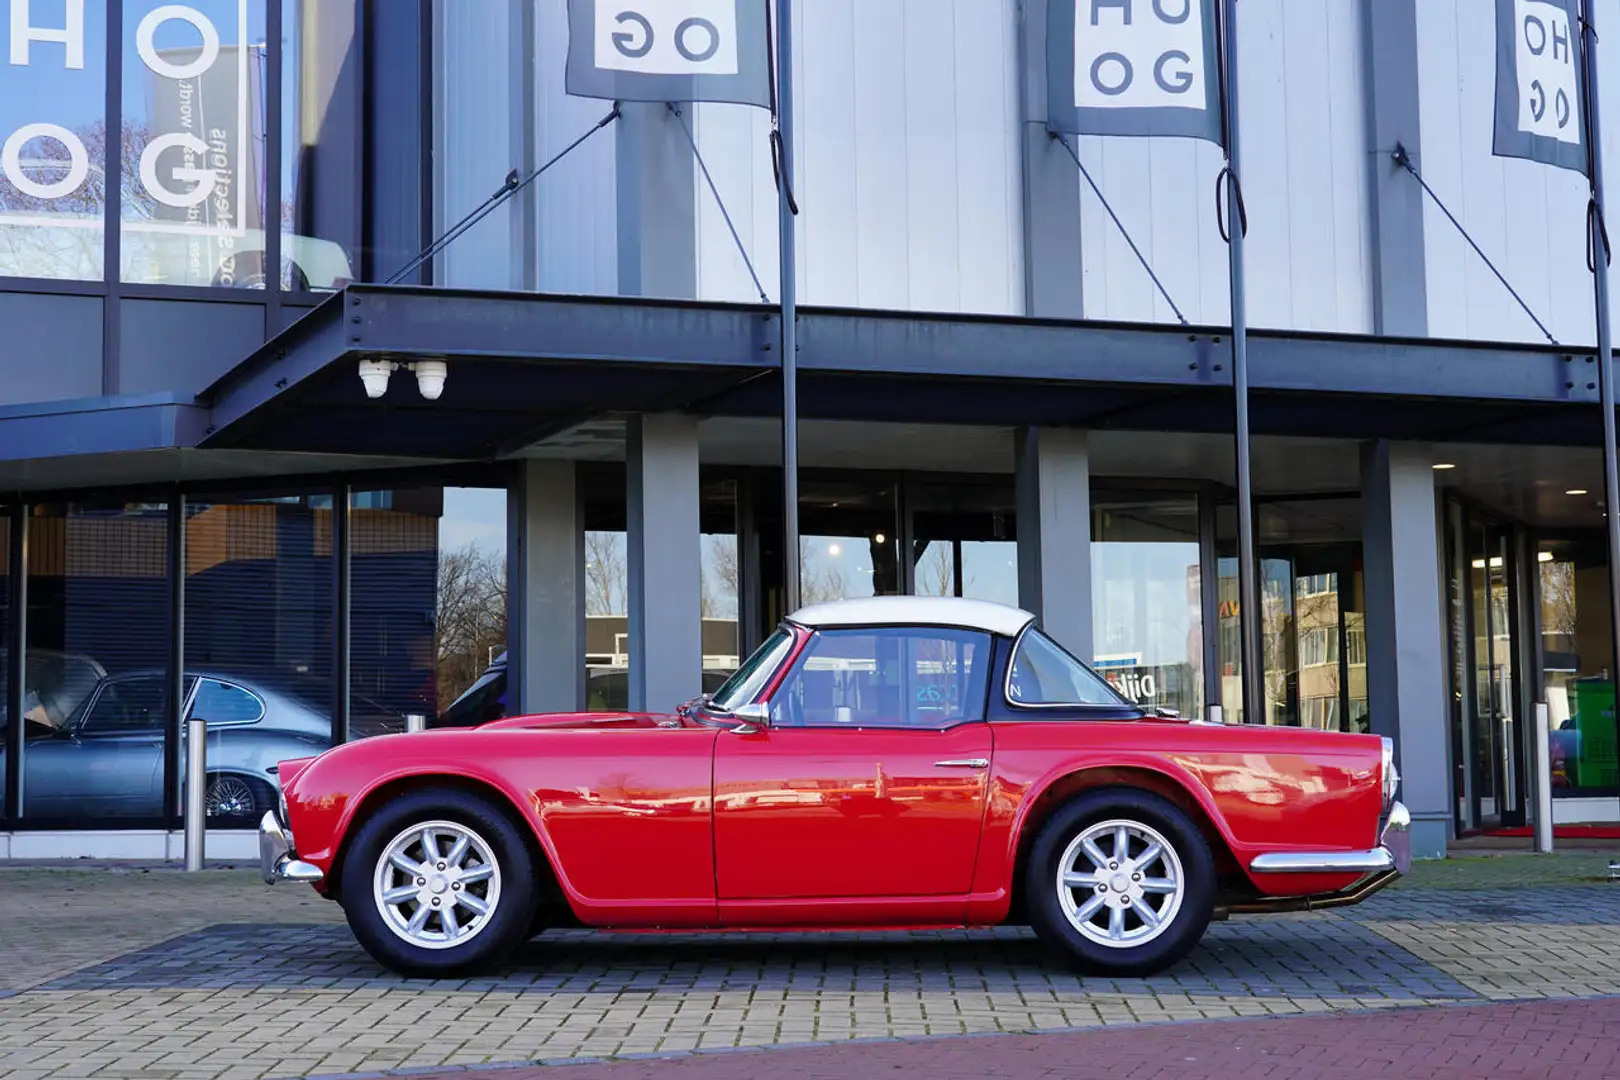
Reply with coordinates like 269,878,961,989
1249,848,1396,874
933,758,990,768
1249,800,1410,875
259,810,324,885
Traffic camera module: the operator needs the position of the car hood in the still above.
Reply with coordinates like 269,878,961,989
476,711,689,731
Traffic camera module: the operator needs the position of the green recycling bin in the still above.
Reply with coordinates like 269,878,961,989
1570,678,1620,790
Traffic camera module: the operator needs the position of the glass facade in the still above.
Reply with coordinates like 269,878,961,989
0,0,356,297
351,486,507,737
0,0,110,281
1536,537,1619,800
1091,496,1204,720
23,501,171,822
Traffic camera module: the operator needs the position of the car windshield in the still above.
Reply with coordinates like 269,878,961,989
708,628,795,712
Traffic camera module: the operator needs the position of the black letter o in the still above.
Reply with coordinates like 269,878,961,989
675,17,720,62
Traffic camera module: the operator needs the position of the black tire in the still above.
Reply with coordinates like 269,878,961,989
1025,788,1215,977
339,788,537,978
205,774,274,825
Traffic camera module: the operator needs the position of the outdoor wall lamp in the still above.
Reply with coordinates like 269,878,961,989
357,359,449,400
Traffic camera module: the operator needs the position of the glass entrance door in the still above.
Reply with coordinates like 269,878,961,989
1468,521,1524,828
1447,501,1527,833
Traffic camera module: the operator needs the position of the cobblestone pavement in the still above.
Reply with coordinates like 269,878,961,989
0,854,1614,1079
404,996,1620,1080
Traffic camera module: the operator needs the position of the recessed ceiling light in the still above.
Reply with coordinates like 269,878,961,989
1433,462,1456,471
1538,551,1555,563
1566,489,1589,496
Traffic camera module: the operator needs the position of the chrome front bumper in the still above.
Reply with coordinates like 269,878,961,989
1248,800,1412,876
259,810,325,885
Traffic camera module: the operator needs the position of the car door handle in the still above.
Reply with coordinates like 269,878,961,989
934,759,989,769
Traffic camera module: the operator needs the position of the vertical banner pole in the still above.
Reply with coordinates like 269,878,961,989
1580,1,1620,821
777,0,801,614
1220,0,1263,725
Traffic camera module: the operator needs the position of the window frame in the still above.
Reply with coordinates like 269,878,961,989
764,624,995,732
186,676,267,728
1001,624,1140,715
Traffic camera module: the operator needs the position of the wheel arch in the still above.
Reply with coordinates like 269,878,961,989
324,772,569,918
1006,766,1245,922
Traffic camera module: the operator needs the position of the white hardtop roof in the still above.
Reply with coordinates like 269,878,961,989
787,596,1037,639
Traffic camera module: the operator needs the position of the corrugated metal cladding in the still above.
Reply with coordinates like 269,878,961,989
428,0,1620,341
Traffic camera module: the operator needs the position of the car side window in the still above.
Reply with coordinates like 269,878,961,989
189,679,265,725
769,627,991,730
1007,629,1130,708
78,677,169,734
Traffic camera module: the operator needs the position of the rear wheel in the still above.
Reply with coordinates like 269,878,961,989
205,774,273,825
339,788,537,977
1025,788,1214,977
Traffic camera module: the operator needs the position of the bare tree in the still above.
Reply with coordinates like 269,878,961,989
585,532,627,616
436,542,507,710
702,536,739,619
800,540,849,605
918,543,955,598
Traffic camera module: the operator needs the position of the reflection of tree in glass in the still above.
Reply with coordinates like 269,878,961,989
703,535,738,619
0,120,152,278
1541,560,1577,638
800,540,848,605
436,542,507,711
918,543,956,598
585,532,627,616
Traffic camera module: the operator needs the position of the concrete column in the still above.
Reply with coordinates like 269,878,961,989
1017,0,1084,318
1361,0,1428,336
616,103,698,299
627,414,703,711
506,460,585,715
1016,427,1093,661
1361,441,1449,858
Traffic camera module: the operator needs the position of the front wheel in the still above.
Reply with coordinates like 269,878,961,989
339,788,537,977
1025,788,1214,977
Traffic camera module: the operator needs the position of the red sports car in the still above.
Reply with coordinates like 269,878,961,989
261,596,1409,978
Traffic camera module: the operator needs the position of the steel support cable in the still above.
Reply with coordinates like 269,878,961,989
386,105,623,285
1054,132,1190,326
670,103,770,303
1392,143,1559,346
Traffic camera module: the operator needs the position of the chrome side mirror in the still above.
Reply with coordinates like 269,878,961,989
730,702,769,734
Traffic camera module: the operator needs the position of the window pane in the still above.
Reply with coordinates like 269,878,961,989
0,512,8,820
119,0,270,287
701,479,741,683
770,628,991,729
280,0,358,291
185,494,333,825
1008,630,1125,708
353,486,507,736
24,502,170,821
190,678,263,724
1539,540,1619,797
1092,497,1203,718
0,1,109,281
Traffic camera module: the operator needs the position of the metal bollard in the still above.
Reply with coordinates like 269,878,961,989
1534,702,1554,854
184,717,207,871
405,713,426,734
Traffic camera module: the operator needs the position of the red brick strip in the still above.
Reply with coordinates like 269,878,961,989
394,996,1620,1080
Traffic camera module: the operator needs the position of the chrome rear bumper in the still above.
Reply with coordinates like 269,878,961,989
1248,801,1412,876
259,810,324,885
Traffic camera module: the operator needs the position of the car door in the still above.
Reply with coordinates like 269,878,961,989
713,625,995,905
25,674,172,818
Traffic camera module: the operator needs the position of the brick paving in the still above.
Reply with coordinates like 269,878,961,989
395,996,1620,1080
0,855,1613,1079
